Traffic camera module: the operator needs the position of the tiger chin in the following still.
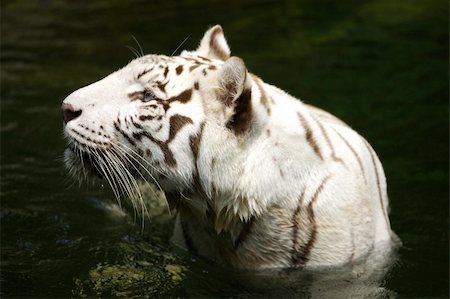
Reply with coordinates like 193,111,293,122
62,25,395,270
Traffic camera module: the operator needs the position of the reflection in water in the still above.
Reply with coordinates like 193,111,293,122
188,238,400,298
1,0,447,297
70,187,400,298
295,240,398,298
236,240,398,298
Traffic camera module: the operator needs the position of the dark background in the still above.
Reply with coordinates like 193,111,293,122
1,0,448,297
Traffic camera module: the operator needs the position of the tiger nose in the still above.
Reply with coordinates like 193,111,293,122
62,103,82,124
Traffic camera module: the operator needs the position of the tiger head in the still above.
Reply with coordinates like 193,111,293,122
62,25,257,207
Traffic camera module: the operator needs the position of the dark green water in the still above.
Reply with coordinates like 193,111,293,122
1,0,448,298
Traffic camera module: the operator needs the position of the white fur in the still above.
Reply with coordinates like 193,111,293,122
62,25,394,269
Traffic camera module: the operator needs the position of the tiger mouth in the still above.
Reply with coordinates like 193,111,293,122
67,144,104,178
66,142,143,181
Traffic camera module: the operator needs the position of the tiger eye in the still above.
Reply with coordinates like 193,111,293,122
143,92,155,102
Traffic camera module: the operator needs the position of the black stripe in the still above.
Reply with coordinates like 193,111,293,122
114,121,136,146
363,139,390,230
181,218,198,254
297,112,323,160
137,68,152,79
314,118,342,163
292,175,331,268
333,128,367,183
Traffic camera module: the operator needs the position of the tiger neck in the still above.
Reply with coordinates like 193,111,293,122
184,81,274,232
164,78,277,233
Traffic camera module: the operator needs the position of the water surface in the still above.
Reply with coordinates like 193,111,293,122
1,0,448,297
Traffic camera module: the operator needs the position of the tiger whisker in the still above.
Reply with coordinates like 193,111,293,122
108,149,149,227
126,45,140,59
111,144,171,215
96,149,123,208
113,142,164,187
105,147,149,224
78,146,89,183
115,144,172,215
131,34,145,57
171,34,191,56
103,149,139,215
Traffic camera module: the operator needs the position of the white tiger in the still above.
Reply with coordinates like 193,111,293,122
62,25,394,269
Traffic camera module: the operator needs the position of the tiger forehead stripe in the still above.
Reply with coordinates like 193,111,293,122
197,55,212,62
189,64,200,72
137,68,152,79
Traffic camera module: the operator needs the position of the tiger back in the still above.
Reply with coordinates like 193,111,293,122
62,25,393,269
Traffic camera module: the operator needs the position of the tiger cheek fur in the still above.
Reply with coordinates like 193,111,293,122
62,25,395,270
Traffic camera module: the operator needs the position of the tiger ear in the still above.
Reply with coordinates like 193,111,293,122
196,25,231,61
217,56,247,106
217,57,253,134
